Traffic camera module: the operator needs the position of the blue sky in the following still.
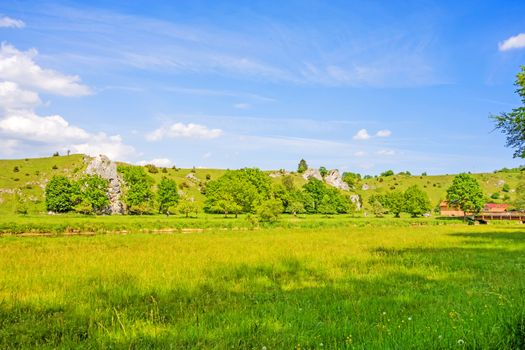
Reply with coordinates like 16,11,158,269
0,0,524,174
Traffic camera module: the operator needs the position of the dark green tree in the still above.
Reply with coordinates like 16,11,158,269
297,159,308,173
319,166,328,178
492,66,525,157
446,173,485,219
45,175,75,212
157,177,179,214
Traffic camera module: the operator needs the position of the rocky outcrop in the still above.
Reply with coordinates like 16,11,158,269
85,155,123,214
349,194,361,210
324,170,349,191
302,168,350,191
302,168,323,181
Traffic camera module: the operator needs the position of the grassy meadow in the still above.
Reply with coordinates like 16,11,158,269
1,224,524,349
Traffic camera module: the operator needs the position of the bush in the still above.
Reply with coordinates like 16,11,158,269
13,166,19,172
145,164,159,174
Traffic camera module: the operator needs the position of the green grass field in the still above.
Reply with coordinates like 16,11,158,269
1,224,524,349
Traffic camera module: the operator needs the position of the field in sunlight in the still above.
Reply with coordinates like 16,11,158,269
0,225,524,349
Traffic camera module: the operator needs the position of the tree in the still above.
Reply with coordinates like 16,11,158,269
492,66,525,157
282,175,295,191
382,190,405,217
380,170,394,177
256,198,283,222
319,166,328,178
403,185,431,217
157,177,179,214
119,166,155,214
318,194,337,216
514,174,525,211
177,197,200,218
368,194,385,217
204,168,271,214
446,173,485,220
75,175,110,214
342,172,360,188
297,159,308,173
45,175,75,212
209,193,242,217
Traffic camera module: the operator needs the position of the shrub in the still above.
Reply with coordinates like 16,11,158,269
52,165,58,170
145,164,159,174
13,166,19,172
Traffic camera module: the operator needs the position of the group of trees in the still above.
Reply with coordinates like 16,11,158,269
45,166,198,216
203,168,358,221
118,166,198,216
45,175,109,214
368,185,431,217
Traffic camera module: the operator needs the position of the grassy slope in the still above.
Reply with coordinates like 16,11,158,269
0,155,521,215
0,225,523,348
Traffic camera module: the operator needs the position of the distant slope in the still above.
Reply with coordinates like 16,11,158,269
0,155,521,214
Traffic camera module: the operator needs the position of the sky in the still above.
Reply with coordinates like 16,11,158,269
0,0,524,175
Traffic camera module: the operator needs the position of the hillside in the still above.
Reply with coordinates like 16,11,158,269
0,155,521,215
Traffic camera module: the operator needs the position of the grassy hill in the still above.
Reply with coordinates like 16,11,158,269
0,155,522,215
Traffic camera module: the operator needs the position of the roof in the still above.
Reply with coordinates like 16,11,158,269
484,203,510,209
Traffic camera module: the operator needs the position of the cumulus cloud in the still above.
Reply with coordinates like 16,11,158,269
0,43,133,161
136,158,173,167
0,43,90,96
147,122,223,141
71,134,135,161
0,81,41,111
0,110,89,142
376,129,392,137
353,129,371,140
499,33,525,51
0,16,25,28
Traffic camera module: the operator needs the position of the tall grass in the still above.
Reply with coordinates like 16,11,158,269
0,225,524,348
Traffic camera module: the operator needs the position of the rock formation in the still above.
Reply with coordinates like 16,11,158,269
84,155,124,214
349,194,361,210
324,169,350,191
302,168,323,181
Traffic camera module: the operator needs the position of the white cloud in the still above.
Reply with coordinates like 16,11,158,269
0,81,41,111
376,129,392,137
0,16,25,28
234,103,251,109
499,33,525,51
0,43,91,96
354,151,366,157
136,158,173,167
70,134,135,161
353,129,371,140
147,122,223,141
377,149,395,156
0,110,90,142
